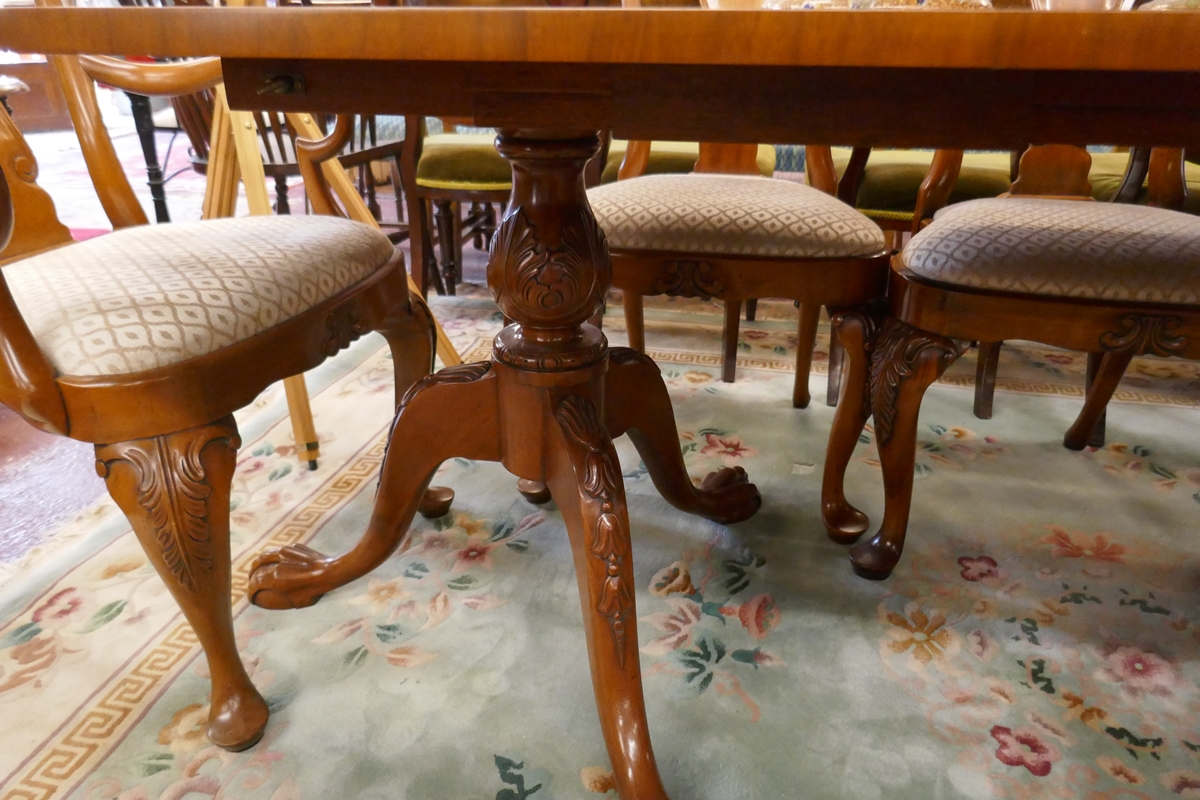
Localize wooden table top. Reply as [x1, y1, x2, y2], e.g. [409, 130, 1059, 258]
[1, 6, 1199, 71]
[2, 6, 1198, 148]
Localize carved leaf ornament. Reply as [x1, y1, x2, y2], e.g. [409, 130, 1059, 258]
[490, 207, 609, 323]
[651, 259, 724, 299]
[1099, 314, 1188, 357]
[870, 318, 958, 446]
[96, 426, 240, 594]
[556, 395, 633, 665]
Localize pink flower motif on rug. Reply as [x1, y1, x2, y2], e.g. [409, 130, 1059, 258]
[957, 556, 999, 582]
[1039, 525, 1126, 563]
[1161, 769, 1200, 795]
[989, 725, 1062, 777]
[451, 533, 496, 574]
[700, 433, 758, 466]
[32, 589, 84, 627]
[640, 597, 702, 656]
[1095, 644, 1178, 698]
[737, 594, 779, 640]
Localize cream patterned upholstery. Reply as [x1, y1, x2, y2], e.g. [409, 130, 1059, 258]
[901, 197, 1200, 304]
[5, 216, 395, 377]
[587, 174, 885, 259]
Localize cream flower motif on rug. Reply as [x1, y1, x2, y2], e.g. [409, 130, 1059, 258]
[881, 602, 962, 675]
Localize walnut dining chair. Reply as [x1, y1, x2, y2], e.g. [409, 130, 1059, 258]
[589, 142, 890, 408]
[0, 54, 451, 751]
[821, 144, 1199, 581]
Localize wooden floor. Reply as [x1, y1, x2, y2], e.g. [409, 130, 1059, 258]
[0, 404, 105, 562]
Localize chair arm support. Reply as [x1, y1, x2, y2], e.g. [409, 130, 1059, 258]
[1147, 147, 1187, 211]
[617, 140, 651, 181]
[0, 276, 68, 435]
[0, 167, 11, 253]
[836, 146, 870, 206]
[804, 145, 837, 196]
[294, 113, 355, 219]
[78, 55, 222, 98]
[912, 149, 963, 234]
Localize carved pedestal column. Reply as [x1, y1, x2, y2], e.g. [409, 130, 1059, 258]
[248, 131, 761, 799]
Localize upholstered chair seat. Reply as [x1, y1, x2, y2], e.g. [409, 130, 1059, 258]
[5, 215, 395, 377]
[901, 197, 1200, 303]
[414, 132, 512, 191]
[600, 140, 776, 184]
[588, 173, 886, 259]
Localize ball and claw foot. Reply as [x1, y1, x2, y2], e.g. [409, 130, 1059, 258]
[695, 466, 761, 525]
[823, 499, 869, 545]
[516, 479, 553, 504]
[248, 543, 334, 610]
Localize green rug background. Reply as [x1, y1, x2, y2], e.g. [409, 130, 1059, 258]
[2, 294, 1199, 800]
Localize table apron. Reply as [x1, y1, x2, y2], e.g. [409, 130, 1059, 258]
[226, 58, 1200, 149]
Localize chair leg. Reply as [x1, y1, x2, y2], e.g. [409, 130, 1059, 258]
[793, 302, 821, 409]
[826, 328, 844, 408]
[722, 300, 741, 383]
[420, 200, 446, 296]
[848, 319, 959, 580]
[95, 416, 269, 751]
[127, 92, 171, 224]
[821, 308, 878, 543]
[1064, 350, 1132, 451]
[273, 174, 290, 216]
[451, 202, 465, 283]
[433, 200, 457, 296]
[364, 163, 382, 222]
[973, 341, 1002, 420]
[1084, 351, 1107, 448]
[744, 298, 758, 322]
[388, 157, 405, 225]
[623, 291, 645, 352]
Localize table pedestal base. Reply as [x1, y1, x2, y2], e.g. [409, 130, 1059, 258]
[249, 347, 759, 797]
[250, 129, 760, 799]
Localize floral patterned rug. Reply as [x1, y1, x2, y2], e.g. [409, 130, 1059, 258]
[2, 293, 1199, 800]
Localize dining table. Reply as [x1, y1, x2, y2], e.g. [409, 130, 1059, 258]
[2, 5, 1200, 798]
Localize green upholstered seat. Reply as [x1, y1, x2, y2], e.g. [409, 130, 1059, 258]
[600, 140, 776, 184]
[1088, 152, 1200, 215]
[829, 147, 1012, 222]
[414, 133, 510, 192]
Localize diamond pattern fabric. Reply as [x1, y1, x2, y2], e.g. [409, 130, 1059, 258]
[587, 174, 885, 259]
[901, 197, 1200, 303]
[5, 216, 395, 377]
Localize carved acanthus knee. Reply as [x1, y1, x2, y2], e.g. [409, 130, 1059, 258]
[870, 318, 960, 446]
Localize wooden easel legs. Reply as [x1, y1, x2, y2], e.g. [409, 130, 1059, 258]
[96, 416, 269, 752]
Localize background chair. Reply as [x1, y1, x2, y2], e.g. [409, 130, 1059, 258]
[1, 53, 448, 751]
[967, 146, 1200, 427]
[589, 142, 889, 409]
[821, 143, 1199, 580]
